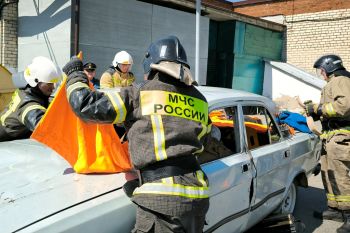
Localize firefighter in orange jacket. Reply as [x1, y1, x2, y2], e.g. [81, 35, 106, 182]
[306, 54, 350, 233]
[63, 36, 210, 233]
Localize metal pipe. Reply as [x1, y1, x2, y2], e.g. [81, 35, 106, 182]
[195, 0, 200, 84]
[70, 0, 80, 57]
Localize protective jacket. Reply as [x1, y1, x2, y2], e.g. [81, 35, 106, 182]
[319, 70, 350, 210]
[100, 66, 135, 88]
[319, 71, 350, 138]
[66, 70, 210, 216]
[0, 85, 48, 141]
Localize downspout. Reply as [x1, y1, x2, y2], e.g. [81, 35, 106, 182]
[0, 0, 18, 65]
[195, 0, 200, 84]
[70, 0, 79, 57]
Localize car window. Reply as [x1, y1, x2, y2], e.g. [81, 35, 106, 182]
[198, 106, 240, 164]
[242, 105, 281, 150]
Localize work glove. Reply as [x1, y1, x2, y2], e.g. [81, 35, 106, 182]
[62, 56, 84, 77]
[305, 102, 323, 120]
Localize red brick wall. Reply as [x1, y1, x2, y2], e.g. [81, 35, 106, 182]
[232, 0, 350, 17]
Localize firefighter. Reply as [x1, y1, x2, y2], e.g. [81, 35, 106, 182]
[0, 56, 61, 142]
[100, 50, 135, 88]
[306, 54, 350, 233]
[63, 36, 210, 233]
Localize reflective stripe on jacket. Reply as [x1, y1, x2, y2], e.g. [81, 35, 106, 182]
[320, 75, 350, 139]
[0, 86, 48, 141]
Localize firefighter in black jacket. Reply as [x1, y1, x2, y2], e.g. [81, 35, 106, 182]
[63, 36, 211, 233]
[0, 56, 61, 142]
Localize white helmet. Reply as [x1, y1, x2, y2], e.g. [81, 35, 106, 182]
[24, 56, 62, 87]
[112, 51, 133, 67]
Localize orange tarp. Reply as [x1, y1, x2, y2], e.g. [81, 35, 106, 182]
[31, 80, 132, 173]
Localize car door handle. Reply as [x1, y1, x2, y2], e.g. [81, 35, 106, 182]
[284, 150, 291, 158]
[242, 163, 250, 173]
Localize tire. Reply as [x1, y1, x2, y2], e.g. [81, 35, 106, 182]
[276, 182, 297, 214]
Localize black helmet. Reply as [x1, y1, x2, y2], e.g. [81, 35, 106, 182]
[313, 54, 344, 75]
[143, 35, 189, 74]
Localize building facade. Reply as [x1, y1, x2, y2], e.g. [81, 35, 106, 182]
[2, 0, 285, 94]
[231, 0, 350, 73]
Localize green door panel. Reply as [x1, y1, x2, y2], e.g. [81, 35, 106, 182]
[232, 55, 264, 94]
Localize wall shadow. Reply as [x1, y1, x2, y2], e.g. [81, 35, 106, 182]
[18, 0, 70, 37]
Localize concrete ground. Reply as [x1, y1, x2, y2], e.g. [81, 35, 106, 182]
[294, 174, 342, 233]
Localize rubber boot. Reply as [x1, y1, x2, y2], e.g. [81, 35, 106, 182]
[313, 207, 344, 222]
[337, 211, 350, 233]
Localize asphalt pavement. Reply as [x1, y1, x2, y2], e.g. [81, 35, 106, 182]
[294, 174, 342, 233]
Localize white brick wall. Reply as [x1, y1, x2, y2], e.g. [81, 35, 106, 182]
[285, 9, 350, 73]
[0, 3, 18, 68]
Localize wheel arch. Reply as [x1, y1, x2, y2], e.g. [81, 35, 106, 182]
[293, 171, 308, 188]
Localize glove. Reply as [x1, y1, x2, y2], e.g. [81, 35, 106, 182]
[305, 103, 322, 120]
[62, 56, 83, 76]
[303, 100, 313, 106]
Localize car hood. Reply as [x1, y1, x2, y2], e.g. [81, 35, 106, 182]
[0, 139, 128, 233]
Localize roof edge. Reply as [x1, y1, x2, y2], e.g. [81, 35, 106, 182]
[232, 0, 285, 8]
[156, 0, 285, 31]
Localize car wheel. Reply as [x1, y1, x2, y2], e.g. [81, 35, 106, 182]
[280, 182, 297, 214]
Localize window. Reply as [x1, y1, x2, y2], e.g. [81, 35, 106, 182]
[198, 106, 240, 164]
[242, 106, 281, 150]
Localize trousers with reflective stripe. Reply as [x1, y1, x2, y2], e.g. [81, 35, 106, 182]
[321, 133, 350, 210]
[132, 170, 209, 216]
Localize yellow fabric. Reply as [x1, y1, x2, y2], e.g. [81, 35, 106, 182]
[31, 80, 132, 174]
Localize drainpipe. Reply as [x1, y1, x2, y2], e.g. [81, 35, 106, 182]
[0, 0, 18, 65]
[70, 0, 79, 57]
[195, 0, 200, 84]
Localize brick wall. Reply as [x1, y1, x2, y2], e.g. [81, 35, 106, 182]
[232, 0, 350, 17]
[0, 3, 18, 68]
[286, 9, 350, 73]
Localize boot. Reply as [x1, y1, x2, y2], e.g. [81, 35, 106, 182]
[313, 207, 344, 222]
[337, 211, 350, 233]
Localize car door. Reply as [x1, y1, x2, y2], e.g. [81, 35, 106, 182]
[241, 105, 291, 229]
[199, 105, 254, 233]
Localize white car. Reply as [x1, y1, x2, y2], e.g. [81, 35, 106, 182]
[0, 86, 321, 233]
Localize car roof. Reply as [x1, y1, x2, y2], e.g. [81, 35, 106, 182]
[197, 86, 276, 113]
[0, 139, 126, 233]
